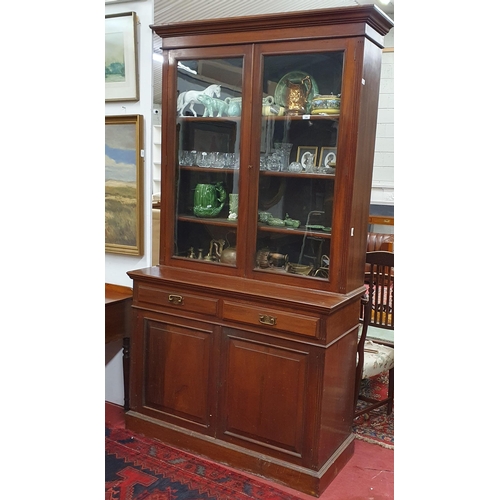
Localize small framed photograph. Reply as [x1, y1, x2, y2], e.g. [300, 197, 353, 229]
[105, 12, 139, 101]
[296, 146, 318, 169]
[319, 147, 337, 168]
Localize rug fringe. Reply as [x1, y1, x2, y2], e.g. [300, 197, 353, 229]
[355, 434, 394, 450]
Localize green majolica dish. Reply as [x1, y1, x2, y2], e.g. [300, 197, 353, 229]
[258, 211, 273, 222]
[284, 214, 300, 228]
[267, 217, 286, 227]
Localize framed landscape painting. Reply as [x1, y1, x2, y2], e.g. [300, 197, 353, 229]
[105, 115, 144, 255]
[105, 12, 139, 101]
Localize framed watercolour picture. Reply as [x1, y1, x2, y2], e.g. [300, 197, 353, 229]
[105, 12, 139, 101]
[105, 115, 144, 255]
[296, 146, 318, 170]
[319, 147, 337, 168]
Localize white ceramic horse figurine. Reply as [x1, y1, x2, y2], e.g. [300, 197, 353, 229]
[177, 84, 221, 117]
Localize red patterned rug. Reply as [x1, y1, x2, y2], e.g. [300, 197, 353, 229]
[105, 427, 302, 499]
[353, 371, 394, 449]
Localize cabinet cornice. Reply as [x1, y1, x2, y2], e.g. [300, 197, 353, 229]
[151, 5, 394, 41]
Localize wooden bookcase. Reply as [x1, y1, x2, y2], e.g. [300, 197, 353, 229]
[127, 6, 393, 496]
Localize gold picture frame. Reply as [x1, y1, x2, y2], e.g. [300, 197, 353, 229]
[105, 115, 144, 255]
[296, 146, 318, 169]
[105, 12, 139, 101]
[319, 147, 337, 168]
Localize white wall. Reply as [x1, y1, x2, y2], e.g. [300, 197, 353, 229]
[372, 27, 394, 206]
[105, 0, 154, 405]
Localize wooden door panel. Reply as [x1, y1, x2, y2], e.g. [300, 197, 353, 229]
[144, 320, 213, 427]
[220, 331, 310, 457]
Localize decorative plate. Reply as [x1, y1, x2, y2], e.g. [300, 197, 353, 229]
[274, 71, 319, 114]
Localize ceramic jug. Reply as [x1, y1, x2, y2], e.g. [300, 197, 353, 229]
[285, 75, 312, 115]
[225, 96, 276, 117]
[225, 97, 242, 117]
[193, 182, 226, 217]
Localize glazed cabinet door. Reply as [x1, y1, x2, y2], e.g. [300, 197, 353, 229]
[162, 46, 253, 273]
[247, 39, 352, 289]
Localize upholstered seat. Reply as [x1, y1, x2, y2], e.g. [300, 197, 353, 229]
[361, 340, 394, 378]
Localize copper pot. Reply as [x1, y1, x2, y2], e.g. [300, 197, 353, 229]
[220, 246, 237, 265]
[268, 252, 288, 268]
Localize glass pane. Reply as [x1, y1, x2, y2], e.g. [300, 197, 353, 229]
[256, 51, 343, 280]
[175, 57, 243, 266]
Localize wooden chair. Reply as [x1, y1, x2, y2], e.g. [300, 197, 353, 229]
[364, 250, 394, 347]
[354, 251, 394, 418]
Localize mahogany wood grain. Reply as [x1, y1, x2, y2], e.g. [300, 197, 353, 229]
[127, 270, 361, 496]
[144, 320, 214, 429]
[105, 283, 133, 410]
[220, 330, 310, 459]
[128, 6, 394, 496]
[105, 284, 133, 343]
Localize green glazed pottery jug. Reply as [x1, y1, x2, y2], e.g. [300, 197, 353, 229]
[193, 182, 226, 217]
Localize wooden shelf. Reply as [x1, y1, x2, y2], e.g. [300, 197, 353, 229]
[259, 170, 335, 179]
[179, 165, 239, 173]
[177, 215, 237, 227]
[258, 223, 331, 238]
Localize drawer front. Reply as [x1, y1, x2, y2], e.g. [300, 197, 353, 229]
[137, 285, 218, 316]
[222, 301, 318, 338]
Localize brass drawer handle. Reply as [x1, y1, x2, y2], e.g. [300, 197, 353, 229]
[259, 314, 277, 326]
[168, 294, 184, 305]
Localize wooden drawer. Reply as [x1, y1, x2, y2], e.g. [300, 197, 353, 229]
[137, 285, 218, 316]
[222, 301, 318, 338]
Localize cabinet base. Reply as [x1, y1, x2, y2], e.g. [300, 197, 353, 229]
[125, 410, 355, 497]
